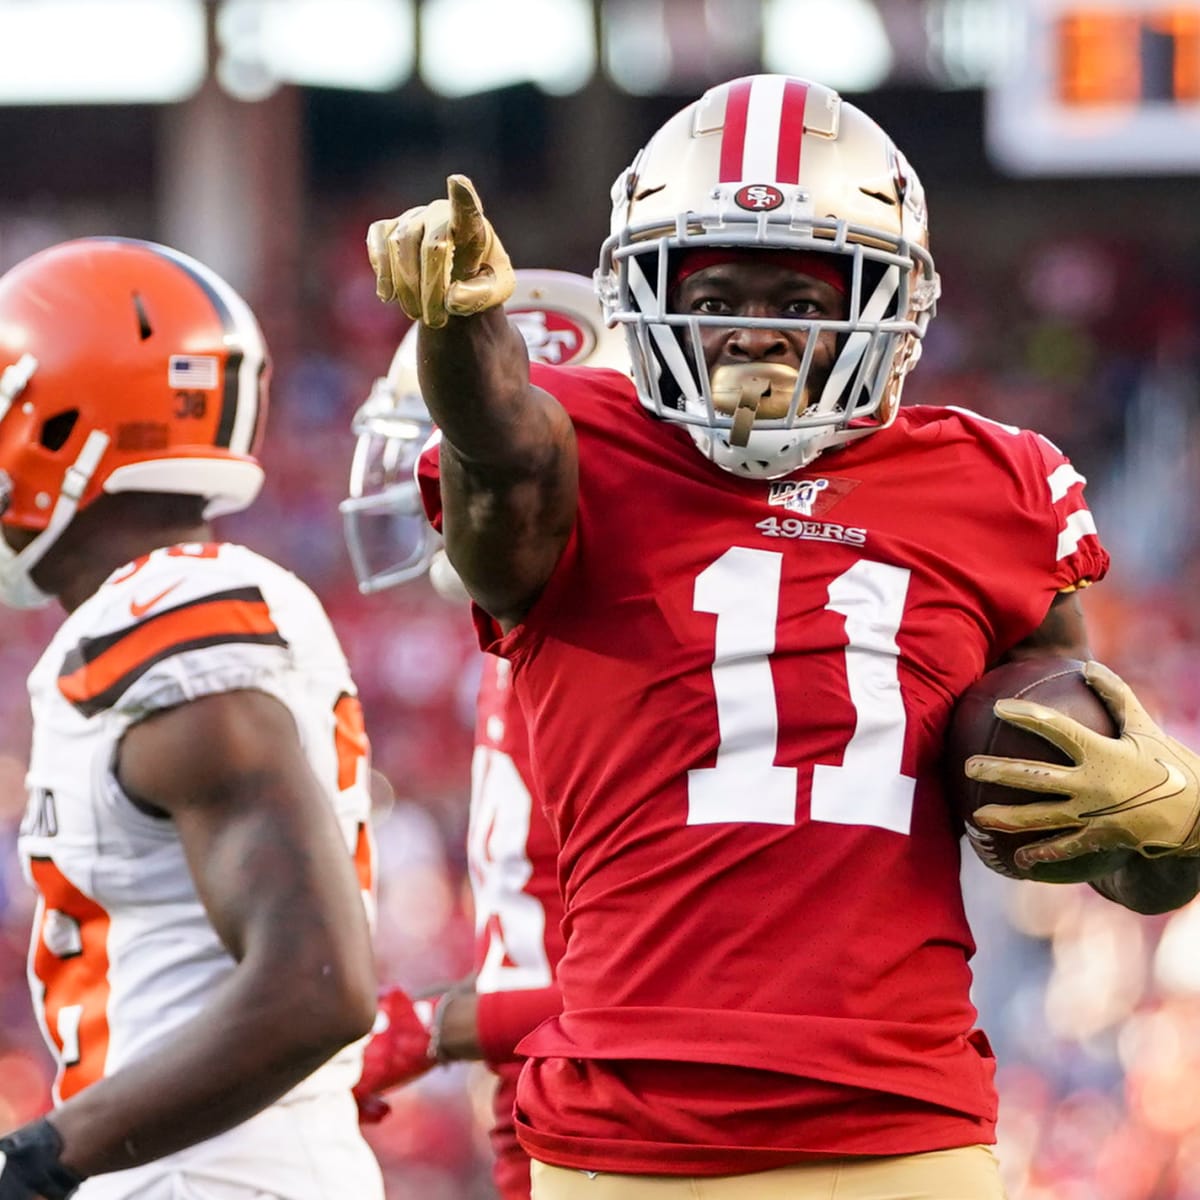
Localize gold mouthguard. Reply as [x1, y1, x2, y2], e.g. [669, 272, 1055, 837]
[709, 364, 801, 448]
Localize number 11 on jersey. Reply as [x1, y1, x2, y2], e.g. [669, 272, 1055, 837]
[688, 547, 916, 834]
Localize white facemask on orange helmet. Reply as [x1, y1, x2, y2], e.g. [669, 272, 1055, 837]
[597, 74, 940, 480]
[0, 238, 269, 608]
[341, 269, 628, 595]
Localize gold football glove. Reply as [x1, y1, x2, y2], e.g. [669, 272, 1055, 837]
[366, 174, 515, 328]
[968, 661, 1200, 865]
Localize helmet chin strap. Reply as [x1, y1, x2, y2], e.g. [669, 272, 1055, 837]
[0, 430, 110, 609]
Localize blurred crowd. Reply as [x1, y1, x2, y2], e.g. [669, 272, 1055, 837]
[1, 204, 1199, 1200]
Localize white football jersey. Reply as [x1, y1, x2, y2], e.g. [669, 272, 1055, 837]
[17, 541, 376, 1109]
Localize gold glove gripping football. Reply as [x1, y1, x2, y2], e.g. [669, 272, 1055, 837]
[366, 175, 515, 328]
[968, 660, 1200, 864]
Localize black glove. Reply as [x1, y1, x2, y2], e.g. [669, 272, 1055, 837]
[0, 1120, 84, 1199]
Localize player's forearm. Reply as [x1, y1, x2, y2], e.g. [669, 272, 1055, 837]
[435, 984, 563, 1063]
[47, 953, 373, 1177]
[415, 306, 578, 626]
[1090, 854, 1200, 914]
[417, 310, 545, 468]
[432, 989, 481, 1060]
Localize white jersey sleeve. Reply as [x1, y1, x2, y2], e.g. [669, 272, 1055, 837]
[57, 542, 299, 723]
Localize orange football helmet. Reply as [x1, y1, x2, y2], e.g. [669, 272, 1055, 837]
[0, 237, 269, 607]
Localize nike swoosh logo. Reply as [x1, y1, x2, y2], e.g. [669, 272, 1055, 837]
[1086, 758, 1190, 817]
[1145, 759, 1191, 805]
[129, 581, 182, 619]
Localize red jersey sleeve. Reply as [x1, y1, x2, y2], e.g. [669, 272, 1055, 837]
[1027, 429, 1109, 591]
[940, 406, 1108, 595]
[477, 984, 563, 1062]
[416, 430, 444, 533]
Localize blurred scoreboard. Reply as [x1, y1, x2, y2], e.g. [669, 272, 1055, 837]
[986, 0, 1200, 174]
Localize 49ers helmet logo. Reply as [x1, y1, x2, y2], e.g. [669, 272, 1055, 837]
[734, 184, 784, 211]
[508, 308, 591, 365]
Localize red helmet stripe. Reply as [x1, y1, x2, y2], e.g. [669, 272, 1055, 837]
[718, 77, 754, 182]
[775, 79, 809, 184]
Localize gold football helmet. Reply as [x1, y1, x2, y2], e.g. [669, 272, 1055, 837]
[597, 75, 940, 479]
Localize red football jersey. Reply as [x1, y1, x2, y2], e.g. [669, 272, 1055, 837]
[469, 652, 566, 1199]
[422, 366, 1109, 1175]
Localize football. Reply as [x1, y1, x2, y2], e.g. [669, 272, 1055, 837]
[944, 657, 1131, 884]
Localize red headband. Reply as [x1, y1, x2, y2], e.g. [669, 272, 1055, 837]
[672, 248, 847, 295]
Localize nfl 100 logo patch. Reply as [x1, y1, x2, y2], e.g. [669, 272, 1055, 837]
[767, 476, 860, 518]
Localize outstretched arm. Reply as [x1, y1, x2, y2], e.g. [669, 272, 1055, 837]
[368, 176, 577, 630]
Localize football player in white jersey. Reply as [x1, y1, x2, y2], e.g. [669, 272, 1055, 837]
[0, 238, 384, 1200]
[342, 271, 627, 1200]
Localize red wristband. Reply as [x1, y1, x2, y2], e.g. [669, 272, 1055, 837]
[475, 984, 562, 1062]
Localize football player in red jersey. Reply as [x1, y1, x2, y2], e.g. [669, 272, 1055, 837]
[366, 76, 1200, 1199]
[342, 270, 628, 1200]
[0, 239, 383, 1200]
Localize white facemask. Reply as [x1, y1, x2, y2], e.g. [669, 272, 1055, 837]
[0, 430, 110, 610]
[0, 534, 54, 609]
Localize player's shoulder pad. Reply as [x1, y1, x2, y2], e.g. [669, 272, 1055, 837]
[934, 406, 1102, 581]
[57, 543, 291, 719]
[933, 403, 1025, 441]
[934, 404, 1078, 490]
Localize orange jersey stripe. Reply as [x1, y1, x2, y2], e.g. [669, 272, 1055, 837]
[58, 589, 285, 715]
[333, 693, 370, 793]
[353, 821, 375, 895]
[29, 857, 113, 1101]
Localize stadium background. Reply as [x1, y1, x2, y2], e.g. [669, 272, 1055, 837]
[2, 2, 1200, 1197]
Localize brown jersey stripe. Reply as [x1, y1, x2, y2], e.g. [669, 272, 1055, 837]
[58, 590, 286, 716]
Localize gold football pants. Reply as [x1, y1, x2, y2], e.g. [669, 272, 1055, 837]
[531, 1145, 1007, 1200]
